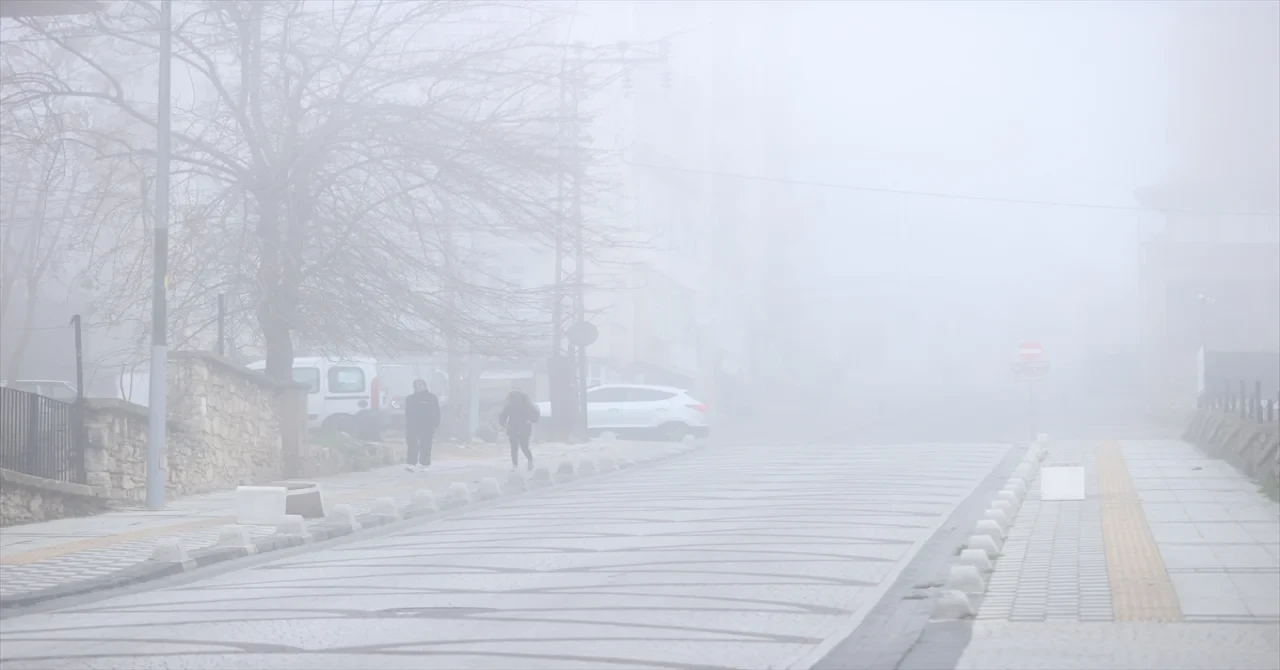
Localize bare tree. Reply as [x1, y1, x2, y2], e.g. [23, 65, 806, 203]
[9, 0, 639, 383]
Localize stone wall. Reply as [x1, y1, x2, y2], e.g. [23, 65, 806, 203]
[82, 351, 307, 503]
[0, 469, 109, 527]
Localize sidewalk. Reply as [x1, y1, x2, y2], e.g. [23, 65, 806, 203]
[0, 439, 680, 604]
[918, 438, 1280, 670]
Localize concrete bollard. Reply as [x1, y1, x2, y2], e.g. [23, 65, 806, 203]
[596, 456, 617, 472]
[554, 460, 577, 483]
[275, 514, 310, 538]
[1007, 478, 1028, 496]
[946, 564, 986, 594]
[974, 519, 1005, 544]
[984, 508, 1012, 534]
[326, 504, 361, 531]
[967, 534, 1002, 558]
[991, 499, 1016, 518]
[577, 459, 598, 477]
[150, 537, 189, 563]
[1037, 448, 1048, 462]
[1014, 463, 1034, 480]
[617, 458, 636, 469]
[932, 589, 975, 619]
[477, 477, 502, 500]
[216, 525, 255, 551]
[505, 472, 528, 493]
[443, 482, 472, 508]
[529, 466, 552, 488]
[958, 548, 994, 572]
[409, 489, 438, 512]
[997, 489, 1022, 507]
[372, 497, 401, 520]
[599, 431, 618, 441]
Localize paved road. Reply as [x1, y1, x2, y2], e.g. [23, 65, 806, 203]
[0, 442, 1010, 669]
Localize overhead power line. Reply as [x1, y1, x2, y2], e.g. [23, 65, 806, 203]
[630, 161, 1279, 218]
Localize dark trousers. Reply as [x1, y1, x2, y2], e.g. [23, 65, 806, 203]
[508, 425, 533, 467]
[406, 425, 433, 466]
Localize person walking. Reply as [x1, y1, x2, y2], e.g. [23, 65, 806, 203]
[404, 379, 440, 472]
[499, 390, 539, 471]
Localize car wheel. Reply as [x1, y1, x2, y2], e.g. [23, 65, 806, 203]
[657, 422, 689, 443]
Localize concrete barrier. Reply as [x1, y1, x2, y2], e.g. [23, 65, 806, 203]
[216, 525, 255, 552]
[946, 564, 986, 594]
[505, 472, 528, 493]
[275, 514, 309, 538]
[442, 482, 472, 508]
[966, 534, 1001, 558]
[325, 503, 360, 531]
[554, 460, 577, 483]
[983, 508, 1011, 535]
[407, 489, 438, 514]
[577, 459, 598, 477]
[477, 478, 502, 500]
[974, 519, 1004, 544]
[372, 497, 401, 520]
[235, 485, 288, 525]
[932, 589, 975, 619]
[958, 548, 994, 572]
[150, 538, 189, 563]
[529, 466, 552, 488]
[1184, 409, 1280, 494]
[597, 456, 617, 472]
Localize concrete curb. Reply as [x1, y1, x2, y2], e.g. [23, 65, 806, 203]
[930, 441, 1043, 620]
[0, 442, 705, 611]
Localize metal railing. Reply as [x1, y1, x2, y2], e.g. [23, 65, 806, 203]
[1200, 380, 1280, 423]
[0, 386, 86, 483]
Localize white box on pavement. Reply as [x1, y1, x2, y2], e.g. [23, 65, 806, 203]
[236, 485, 288, 525]
[1040, 466, 1085, 501]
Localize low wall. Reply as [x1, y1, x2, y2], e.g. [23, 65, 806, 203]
[1184, 409, 1280, 496]
[83, 351, 306, 502]
[0, 468, 109, 527]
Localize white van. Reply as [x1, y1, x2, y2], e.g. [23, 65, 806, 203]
[246, 356, 383, 433]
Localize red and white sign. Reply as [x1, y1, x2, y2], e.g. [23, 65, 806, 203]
[1017, 342, 1043, 361]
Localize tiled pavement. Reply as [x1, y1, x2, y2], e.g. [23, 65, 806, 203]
[0, 439, 680, 603]
[939, 438, 1280, 670]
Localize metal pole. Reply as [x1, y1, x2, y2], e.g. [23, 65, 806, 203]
[569, 66, 588, 440]
[70, 314, 84, 401]
[146, 0, 172, 510]
[216, 294, 225, 357]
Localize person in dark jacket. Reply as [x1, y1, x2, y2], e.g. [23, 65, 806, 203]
[404, 379, 441, 472]
[499, 390, 539, 471]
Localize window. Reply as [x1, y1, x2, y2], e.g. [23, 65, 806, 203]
[627, 388, 677, 402]
[586, 387, 630, 403]
[292, 367, 321, 394]
[327, 366, 365, 393]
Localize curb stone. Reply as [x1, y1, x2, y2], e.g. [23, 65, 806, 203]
[0, 441, 708, 611]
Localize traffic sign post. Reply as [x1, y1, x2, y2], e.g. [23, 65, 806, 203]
[1012, 341, 1048, 440]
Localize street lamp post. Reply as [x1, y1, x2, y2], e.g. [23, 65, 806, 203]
[146, 0, 172, 509]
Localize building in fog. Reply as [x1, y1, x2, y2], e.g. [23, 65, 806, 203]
[1137, 0, 1280, 411]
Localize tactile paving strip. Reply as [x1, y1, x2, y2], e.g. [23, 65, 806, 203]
[1097, 440, 1184, 622]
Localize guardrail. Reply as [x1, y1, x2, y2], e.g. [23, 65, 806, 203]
[0, 386, 86, 483]
[1200, 380, 1280, 423]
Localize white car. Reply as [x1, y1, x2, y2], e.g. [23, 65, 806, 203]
[536, 384, 710, 441]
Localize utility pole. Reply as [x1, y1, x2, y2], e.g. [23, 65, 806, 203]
[146, 0, 172, 510]
[549, 41, 670, 442]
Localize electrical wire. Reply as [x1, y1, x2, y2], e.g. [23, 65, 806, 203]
[629, 161, 1280, 218]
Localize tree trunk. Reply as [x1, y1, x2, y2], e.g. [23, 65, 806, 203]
[255, 190, 295, 382]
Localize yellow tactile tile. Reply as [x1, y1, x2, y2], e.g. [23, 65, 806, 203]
[1097, 440, 1184, 622]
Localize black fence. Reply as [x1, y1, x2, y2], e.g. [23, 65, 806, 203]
[1201, 380, 1280, 424]
[0, 386, 86, 483]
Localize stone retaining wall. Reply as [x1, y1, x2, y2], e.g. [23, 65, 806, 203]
[1, 351, 308, 525]
[84, 351, 305, 502]
[1184, 409, 1280, 496]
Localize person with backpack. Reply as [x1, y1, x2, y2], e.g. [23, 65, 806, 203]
[404, 379, 441, 472]
[499, 390, 539, 471]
